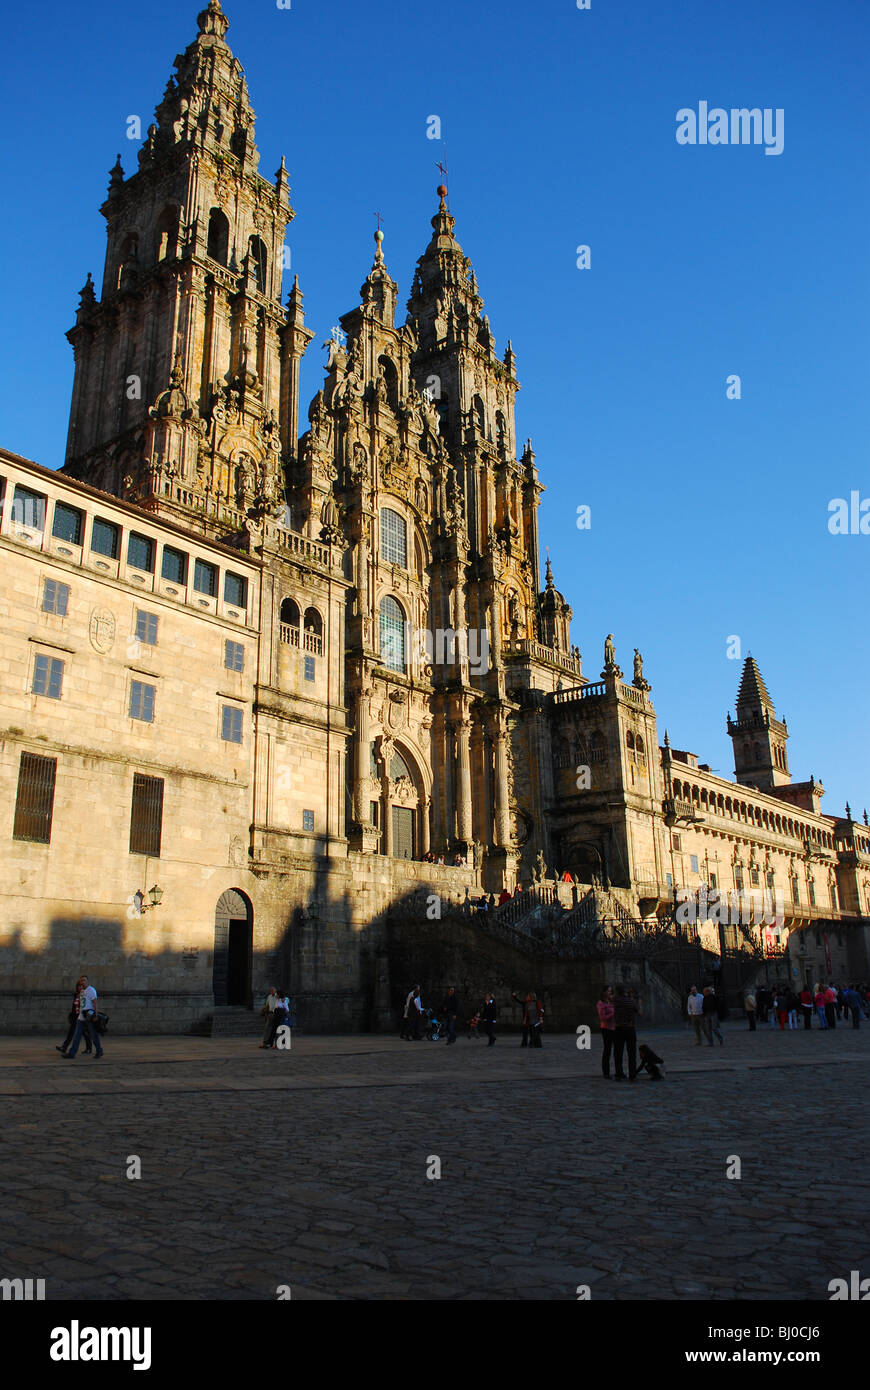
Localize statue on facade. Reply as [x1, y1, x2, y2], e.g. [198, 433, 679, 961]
[604, 634, 616, 668]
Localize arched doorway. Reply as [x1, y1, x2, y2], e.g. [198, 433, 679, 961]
[213, 889, 253, 1006]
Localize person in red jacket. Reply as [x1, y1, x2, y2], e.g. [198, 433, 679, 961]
[511, 990, 544, 1047]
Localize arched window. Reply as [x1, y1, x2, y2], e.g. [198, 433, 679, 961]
[379, 596, 405, 672]
[495, 410, 507, 457]
[303, 607, 323, 655]
[117, 233, 139, 289]
[472, 395, 486, 437]
[157, 207, 178, 261]
[635, 734, 645, 755]
[380, 508, 407, 567]
[390, 749, 412, 782]
[377, 356, 399, 410]
[626, 731, 635, 750]
[208, 208, 230, 265]
[248, 235, 267, 293]
[280, 596, 300, 645]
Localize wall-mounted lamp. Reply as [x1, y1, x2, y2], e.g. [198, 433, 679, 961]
[133, 884, 164, 914]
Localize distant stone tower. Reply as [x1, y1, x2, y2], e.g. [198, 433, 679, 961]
[63, 0, 312, 538]
[727, 655, 791, 789]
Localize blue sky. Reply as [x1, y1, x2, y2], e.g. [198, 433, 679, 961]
[1, 0, 868, 815]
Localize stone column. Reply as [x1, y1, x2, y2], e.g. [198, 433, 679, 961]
[419, 797, 430, 858]
[353, 685, 372, 826]
[493, 715, 511, 848]
[455, 715, 473, 844]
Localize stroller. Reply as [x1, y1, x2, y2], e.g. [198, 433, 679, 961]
[637, 1042, 665, 1080]
[423, 1008, 443, 1041]
[466, 1012, 483, 1040]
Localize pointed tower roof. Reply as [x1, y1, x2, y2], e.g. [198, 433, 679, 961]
[406, 186, 486, 351]
[736, 654, 775, 716]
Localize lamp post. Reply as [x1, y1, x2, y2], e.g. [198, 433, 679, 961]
[133, 885, 164, 915]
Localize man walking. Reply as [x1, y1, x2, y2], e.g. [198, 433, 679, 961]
[686, 985, 704, 1044]
[702, 986, 724, 1046]
[844, 984, 862, 1029]
[612, 984, 640, 1080]
[482, 992, 497, 1046]
[62, 976, 103, 1060]
[443, 986, 459, 1045]
[744, 989, 757, 1031]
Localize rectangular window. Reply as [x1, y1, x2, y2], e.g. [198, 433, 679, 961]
[809, 881, 816, 906]
[194, 559, 217, 597]
[221, 705, 243, 744]
[129, 680, 156, 723]
[750, 867, 760, 886]
[32, 654, 64, 699]
[134, 610, 158, 645]
[41, 579, 70, 617]
[370, 800, 379, 828]
[224, 572, 247, 608]
[52, 501, 84, 545]
[13, 752, 57, 843]
[690, 854, 699, 874]
[665, 873, 673, 888]
[672, 833, 681, 851]
[91, 517, 120, 559]
[302, 810, 314, 832]
[129, 773, 163, 856]
[709, 873, 717, 890]
[304, 655, 315, 682]
[161, 546, 188, 585]
[792, 880, 800, 904]
[225, 640, 244, 673]
[128, 532, 154, 573]
[735, 869, 744, 889]
[12, 485, 46, 531]
[380, 508, 407, 567]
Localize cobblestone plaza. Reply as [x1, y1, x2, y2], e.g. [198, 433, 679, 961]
[3, 1023, 868, 1302]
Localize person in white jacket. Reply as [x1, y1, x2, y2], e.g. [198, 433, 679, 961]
[686, 985, 705, 1045]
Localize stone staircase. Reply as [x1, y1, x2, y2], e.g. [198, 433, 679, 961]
[205, 1005, 263, 1038]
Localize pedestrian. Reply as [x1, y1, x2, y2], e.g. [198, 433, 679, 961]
[702, 987, 724, 1046]
[756, 985, 769, 1025]
[400, 985, 415, 1040]
[482, 992, 497, 1046]
[814, 984, 828, 1029]
[612, 984, 640, 1080]
[799, 985, 814, 1030]
[824, 985, 837, 1031]
[511, 989, 543, 1047]
[56, 975, 93, 1056]
[775, 987, 789, 1031]
[787, 989, 799, 1030]
[744, 989, 757, 1032]
[443, 986, 459, 1045]
[686, 985, 705, 1045]
[597, 985, 615, 1077]
[843, 984, 862, 1029]
[259, 985, 280, 1048]
[409, 985, 424, 1039]
[62, 976, 103, 1060]
[271, 990, 290, 1046]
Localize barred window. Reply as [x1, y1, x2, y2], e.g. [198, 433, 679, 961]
[91, 517, 119, 559]
[12, 485, 46, 531]
[13, 752, 57, 843]
[222, 706, 243, 744]
[225, 640, 245, 672]
[42, 579, 70, 616]
[380, 508, 407, 567]
[379, 596, 405, 672]
[32, 654, 64, 699]
[52, 502, 83, 545]
[304, 655, 315, 682]
[135, 611, 158, 645]
[128, 532, 154, 573]
[224, 572, 247, 608]
[129, 680, 156, 723]
[129, 773, 163, 856]
[194, 559, 217, 597]
[302, 810, 314, 832]
[161, 546, 187, 584]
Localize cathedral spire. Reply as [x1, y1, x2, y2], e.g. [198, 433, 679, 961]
[727, 654, 790, 790]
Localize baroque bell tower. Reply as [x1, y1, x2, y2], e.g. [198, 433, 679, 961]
[64, 0, 312, 539]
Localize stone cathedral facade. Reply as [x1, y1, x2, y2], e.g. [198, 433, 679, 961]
[1, 2, 867, 1032]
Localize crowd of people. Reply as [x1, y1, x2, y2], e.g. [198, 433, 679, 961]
[743, 982, 868, 1030]
[398, 984, 542, 1048]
